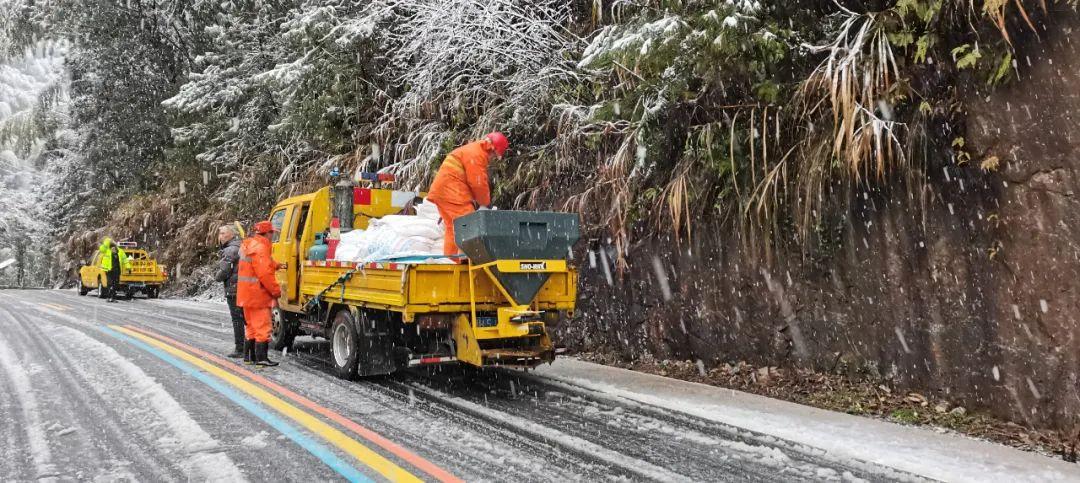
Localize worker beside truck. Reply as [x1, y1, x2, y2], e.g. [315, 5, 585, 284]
[99, 237, 132, 303]
[215, 224, 246, 359]
[237, 220, 283, 367]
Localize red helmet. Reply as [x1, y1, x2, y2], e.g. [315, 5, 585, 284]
[486, 132, 509, 157]
[253, 221, 277, 235]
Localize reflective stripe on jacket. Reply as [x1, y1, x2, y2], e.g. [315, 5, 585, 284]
[236, 235, 281, 308]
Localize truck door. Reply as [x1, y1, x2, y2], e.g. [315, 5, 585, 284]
[269, 207, 289, 303]
[87, 253, 102, 287]
[286, 203, 309, 304]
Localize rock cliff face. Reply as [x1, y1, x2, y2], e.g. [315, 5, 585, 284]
[562, 11, 1080, 430]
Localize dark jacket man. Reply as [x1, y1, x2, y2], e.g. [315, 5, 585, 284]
[215, 224, 245, 358]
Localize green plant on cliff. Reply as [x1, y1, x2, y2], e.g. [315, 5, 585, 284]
[535, 0, 1064, 267]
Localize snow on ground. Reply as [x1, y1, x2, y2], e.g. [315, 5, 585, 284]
[0, 331, 57, 479]
[41, 317, 247, 482]
[532, 358, 1080, 483]
[408, 382, 692, 481]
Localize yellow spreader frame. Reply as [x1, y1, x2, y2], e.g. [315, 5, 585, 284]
[451, 259, 566, 367]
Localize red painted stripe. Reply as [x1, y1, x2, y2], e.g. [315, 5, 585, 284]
[122, 325, 462, 483]
[417, 356, 455, 364]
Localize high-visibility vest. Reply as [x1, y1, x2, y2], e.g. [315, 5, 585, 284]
[98, 241, 131, 272]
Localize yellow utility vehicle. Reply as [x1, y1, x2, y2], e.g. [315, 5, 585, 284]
[267, 177, 579, 379]
[78, 243, 168, 299]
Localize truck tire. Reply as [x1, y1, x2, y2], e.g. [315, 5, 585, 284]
[77, 279, 89, 296]
[146, 287, 159, 299]
[330, 309, 360, 380]
[270, 307, 297, 351]
[97, 277, 107, 299]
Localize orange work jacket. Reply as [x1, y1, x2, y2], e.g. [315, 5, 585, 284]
[427, 140, 492, 209]
[237, 235, 281, 308]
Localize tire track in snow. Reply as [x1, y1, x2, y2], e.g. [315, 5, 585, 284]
[1, 300, 246, 481]
[0, 302, 171, 480]
[0, 359, 30, 479]
[394, 379, 692, 482]
[279, 349, 618, 481]
[0, 322, 57, 480]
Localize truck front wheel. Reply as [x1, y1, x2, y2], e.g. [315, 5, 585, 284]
[330, 309, 359, 380]
[97, 277, 107, 299]
[270, 307, 297, 351]
[78, 279, 89, 296]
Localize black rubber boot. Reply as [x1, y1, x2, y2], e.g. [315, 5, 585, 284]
[255, 342, 278, 367]
[243, 339, 255, 365]
[227, 346, 243, 359]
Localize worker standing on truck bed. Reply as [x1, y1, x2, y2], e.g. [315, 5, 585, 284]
[237, 221, 282, 367]
[214, 224, 245, 358]
[426, 132, 508, 256]
[98, 237, 131, 303]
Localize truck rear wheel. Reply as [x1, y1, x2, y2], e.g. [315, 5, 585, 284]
[270, 307, 297, 351]
[77, 279, 89, 296]
[97, 277, 107, 299]
[146, 287, 159, 299]
[330, 309, 359, 380]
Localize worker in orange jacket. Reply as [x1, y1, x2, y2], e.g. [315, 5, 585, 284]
[237, 220, 282, 367]
[427, 132, 509, 256]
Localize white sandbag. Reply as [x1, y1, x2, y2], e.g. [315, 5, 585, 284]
[330, 211, 448, 263]
[415, 199, 440, 221]
[370, 215, 443, 240]
[332, 229, 369, 261]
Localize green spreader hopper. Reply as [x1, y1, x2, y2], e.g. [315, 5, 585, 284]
[454, 210, 580, 305]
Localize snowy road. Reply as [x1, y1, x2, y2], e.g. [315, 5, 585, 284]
[0, 290, 1074, 482]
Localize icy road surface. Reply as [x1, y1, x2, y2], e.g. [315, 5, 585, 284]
[0, 290, 1075, 482]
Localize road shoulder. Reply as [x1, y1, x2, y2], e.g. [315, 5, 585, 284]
[532, 358, 1080, 483]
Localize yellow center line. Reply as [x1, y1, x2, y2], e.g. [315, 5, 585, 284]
[109, 325, 421, 483]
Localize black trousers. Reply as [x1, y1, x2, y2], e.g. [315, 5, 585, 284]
[106, 270, 121, 300]
[226, 294, 245, 351]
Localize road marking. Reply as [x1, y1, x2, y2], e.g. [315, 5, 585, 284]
[99, 326, 373, 483]
[109, 325, 421, 483]
[123, 325, 462, 483]
[40, 303, 70, 311]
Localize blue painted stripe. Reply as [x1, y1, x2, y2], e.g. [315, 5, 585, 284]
[99, 326, 373, 483]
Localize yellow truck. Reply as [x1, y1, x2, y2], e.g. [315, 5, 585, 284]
[267, 179, 579, 379]
[78, 244, 168, 299]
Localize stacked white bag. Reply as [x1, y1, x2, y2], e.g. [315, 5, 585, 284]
[332, 200, 448, 263]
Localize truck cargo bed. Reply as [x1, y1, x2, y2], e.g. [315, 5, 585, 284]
[299, 260, 576, 317]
